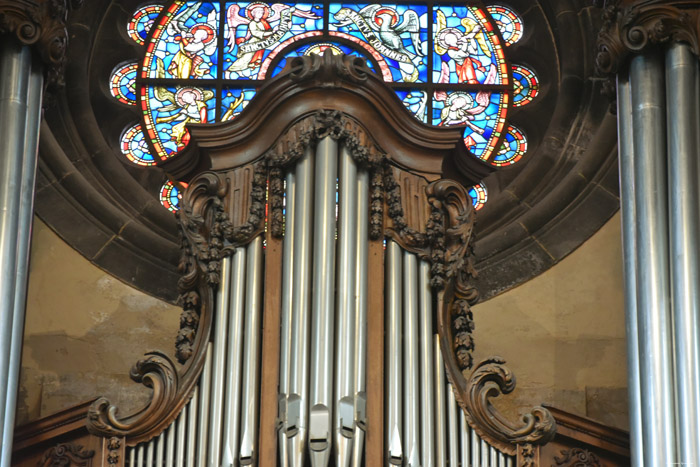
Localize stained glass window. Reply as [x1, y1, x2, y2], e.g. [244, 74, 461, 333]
[468, 183, 487, 210]
[485, 5, 523, 46]
[491, 124, 526, 167]
[160, 180, 187, 211]
[120, 124, 156, 166]
[119, 1, 533, 211]
[128, 4, 164, 45]
[512, 65, 538, 107]
[109, 63, 138, 105]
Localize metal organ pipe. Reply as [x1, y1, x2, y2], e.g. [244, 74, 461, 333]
[288, 146, 315, 467]
[419, 261, 435, 467]
[279, 170, 297, 467]
[434, 336, 447, 467]
[187, 389, 198, 466]
[239, 236, 264, 464]
[222, 247, 246, 467]
[403, 252, 420, 466]
[196, 344, 213, 467]
[335, 145, 357, 467]
[386, 240, 403, 464]
[351, 168, 369, 467]
[447, 383, 459, 467]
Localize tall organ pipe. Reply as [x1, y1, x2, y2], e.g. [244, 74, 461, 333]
[403, 252, 420, 466]
[335, 145, 358, 467]
[309, 136, 338, 466]
[187, 389, 198, 466]
[240, 236, 264, 464]
[386, 241, 403, 464]
[419, 261, 435, 467]
[196, 344, 213, 467]
[279, 170, 297, 467]
[176, 409, 186, 467]
[434, 336, 447, 467]
[288, 146, 315, 467]
[351, 168, 369, 467]
[447, 383, 459, 467]
[222, 248, 247, 466]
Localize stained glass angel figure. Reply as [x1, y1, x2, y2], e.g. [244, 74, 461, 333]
[434, 10, 492, 84]
[166, 3, 218, 79]
[153, 85, 214, 148]
[334, 4, 424, 82]
[226, 2, 320, 78]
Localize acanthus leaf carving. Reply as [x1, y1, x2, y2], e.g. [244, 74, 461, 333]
[40, 442, 94, 467]
[287, 48, 370, 86]
[0, 0, 82, 89]
[595, 0, 700, 107]
[554, 447, 602, 466]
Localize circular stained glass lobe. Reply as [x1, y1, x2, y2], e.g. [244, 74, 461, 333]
[110, 63, 138, 105]
[120, 124, 156, 166]
[492, 125, 527, 167]
[512, 65, 539, 107]
[486, 5, 523, 46]
[468, 183, 488, 211]
[160, 180, 185, 212]
[128, 4, 163, 45]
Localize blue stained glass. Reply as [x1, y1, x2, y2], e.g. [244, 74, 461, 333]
[433, 90, 505, 159]
[223, 2, 325, 79]
[395, 89, 427, 122]
[221, 87, 258, 121]
[146, 85, 216, 155]
[432, 5, 506, 85]
[468, 183, 487, 210]
[269, 41, 377, 78]
[329, 3, 428, 83]
[148, 2, 220, 79]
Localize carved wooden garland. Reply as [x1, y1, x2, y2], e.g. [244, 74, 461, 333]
[428, 180, 556, 455]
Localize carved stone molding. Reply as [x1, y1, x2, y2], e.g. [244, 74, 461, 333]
[554, 447, 602, 466]
[0, 0, 81, 88]
[39, 442, 94, 467]
[596, 0, 700, 77]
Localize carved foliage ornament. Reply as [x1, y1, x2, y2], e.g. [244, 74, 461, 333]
[427, 180, 555, 455]
[596, 0, 700, 77]
[0, 0, 82, 87]
[40, 443, 94, 467]
[554, 447, 603, 466]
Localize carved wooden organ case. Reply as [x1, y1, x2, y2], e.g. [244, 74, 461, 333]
[85, 52, 557, 466]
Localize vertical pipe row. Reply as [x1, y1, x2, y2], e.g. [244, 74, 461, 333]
[666, 42, 700, 467]
[419, 261, 435, 467]
[309, 136, 338, 466]
[351, 168, 369, 467]
[403, 252, 420, 466]
[279, 171, 296, 467]
[386, 240, 403, 464]
[616, 71, 644, 467]
[629, 52, 676, 466]
[222, 247, 247, 466]
[434, 336, 447, 467]
[335, 145, 357, 467]
[239, 236, 264, 464]
[288, 146, 315, 467]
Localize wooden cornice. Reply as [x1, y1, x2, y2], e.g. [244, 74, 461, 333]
[545, 405, 630, 458]
[162, 50, 495, 186]
[13, 399, 95, 452]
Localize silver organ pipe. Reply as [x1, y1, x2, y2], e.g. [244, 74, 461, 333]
[386, 240, 404, 464]
[447, 382, 459, 466]
[146, 441, 154, 466]
[288, 145, 315, 467]
[186, 388, 198, 467]
[196, 344, 212, 467]
[175, 407, 186, 467]
[460, 411, 470, 467]
[419, 261, 435, 467]
[239, 236, 264, 464]
[403, 251, 420, 466]
[434, 336, 447, 467]
[156, 430, 164, 467]
[166, 418, 175, 466]
[207, 256, 232, 467]
[222, 248, 247, 467]
[335, 145, 357, 467]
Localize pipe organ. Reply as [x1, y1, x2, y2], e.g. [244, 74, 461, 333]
[12, 53, 629, 466]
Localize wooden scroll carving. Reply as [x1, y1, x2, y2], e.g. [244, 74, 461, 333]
[86, 169, 265, 444]
[428, 179, 556, 456]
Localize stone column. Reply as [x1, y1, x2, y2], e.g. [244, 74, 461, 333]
[597, 2, 700, 466]
[0, 1, 78, 464]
